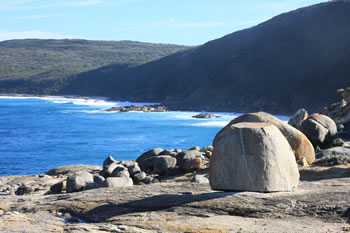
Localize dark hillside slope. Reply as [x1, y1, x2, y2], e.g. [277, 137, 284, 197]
[0, 39, 188, 94]
[64, 1, 350, 114]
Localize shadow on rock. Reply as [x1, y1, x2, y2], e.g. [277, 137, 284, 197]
[78, 191, 236, 222]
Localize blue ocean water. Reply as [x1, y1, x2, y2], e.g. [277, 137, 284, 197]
[0, 96, 241, 176]
[0, 96, 290, 176]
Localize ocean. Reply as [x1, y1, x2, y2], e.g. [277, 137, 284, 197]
[0, 96, 236, 176]
[0, 96, 290, 176]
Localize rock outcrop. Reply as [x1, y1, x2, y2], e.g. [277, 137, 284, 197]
[103, 105, 168, 113]
[192, 113, 221, 118]
[210, 122, 299, 192]
[322, 87, 350, 124]
[224, 112, 315, 165]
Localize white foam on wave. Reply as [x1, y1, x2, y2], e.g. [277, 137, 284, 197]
[114, 136, 145, 142]
[189, 121, 230, 128]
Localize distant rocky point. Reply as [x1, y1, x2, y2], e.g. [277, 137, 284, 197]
[103, 104, 168, 112]
[192, 113, 221, 119]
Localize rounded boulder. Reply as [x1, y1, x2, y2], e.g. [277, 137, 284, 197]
[210, 122, 299, 192]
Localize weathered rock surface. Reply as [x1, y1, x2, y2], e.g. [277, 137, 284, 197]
[288, 108, 308, 129]
[300, 114, 338, 148]
[226, 112, 315, 165]
[210, 122, 299, 192]
[314, 147, 350, 166]
[46, 165, 102, 176]
[1, 166, 350, 233]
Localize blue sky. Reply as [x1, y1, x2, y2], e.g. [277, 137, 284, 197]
[0, 0, 325, 45]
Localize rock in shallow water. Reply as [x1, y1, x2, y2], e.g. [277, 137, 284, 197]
[210, 122, 300, 192]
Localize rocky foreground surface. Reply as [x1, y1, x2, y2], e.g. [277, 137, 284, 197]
[0, 164, 350, 233]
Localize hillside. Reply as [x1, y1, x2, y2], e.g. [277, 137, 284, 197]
[0, 39, 188, 94]
[62, 1, 350, 114]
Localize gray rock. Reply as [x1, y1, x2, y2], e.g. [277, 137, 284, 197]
[15, 185, 33, 195]
[50, 181, 67, 193]
[225, 112, 315, 165]
[176, 150, 203, 172]
[191, 175, 209, 184]
[288, 108, 308, 129]
[103, 177, 133, 188]
[152, 156, 177, 175]
[210, 122, 299, 192]
[66, 172, 94, 193]
[120, 160, 138, 168]
[188, 146, 200, 151]
[128, 165, 142, 176]
[111, 170, 130, 178]
[136, 148, 164, 171]
[133, 171, 147, 183]
[300, 114, 337, 147]
[103, 155, 117, 169]
[105, 163, 120, 177]
[143, 176, 153, 184]
[192, 113, 220, 118]
[136, 148, 164, 163]
[93, 175, 105, 185]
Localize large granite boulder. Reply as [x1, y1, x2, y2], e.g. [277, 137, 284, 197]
[225, 112, 315, 165]
[210, 122, 299, 192]
[299, 114, 337, 148]
[288, 108, 308, 129]
[66, 172, 94, 193]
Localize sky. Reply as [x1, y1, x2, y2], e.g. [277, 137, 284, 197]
[0, 0, 326, 45]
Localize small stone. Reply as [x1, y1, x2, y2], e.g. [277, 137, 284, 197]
[133, 171, 147, 183]
[15, 185, 33, 195]
[103, 177, 133, 188]
[191, 175, 209, 184]
[50, 181, 67, 193]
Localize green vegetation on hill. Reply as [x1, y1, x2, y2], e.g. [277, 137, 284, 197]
[0, 39, 188, 94]
[62, 1, 350, 114]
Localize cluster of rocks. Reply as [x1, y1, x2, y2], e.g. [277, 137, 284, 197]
[209, 112, 309, 192]
[322, 87, 350, 123]
[321, 88, 350, 141]
[192, 113, 221, 118]
[209, 105, 350, 192]
[49, 146, 212, 194]
[103, 105, 168, 113]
